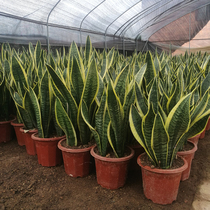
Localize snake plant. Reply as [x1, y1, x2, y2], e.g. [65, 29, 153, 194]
[46, 37, 99, 146]
[0, 64, 14, 121]
[129, 76, 210, 169]
[82, 63, 135, 158]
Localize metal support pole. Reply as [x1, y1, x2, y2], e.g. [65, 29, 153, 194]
[189, 12, 191, 54]
[123, 37, 125, 56]
[142, 40, 148, 52]
[47, 0, 61, 54]
[80, 0, 105, 47]
[136, 38, 138, 53]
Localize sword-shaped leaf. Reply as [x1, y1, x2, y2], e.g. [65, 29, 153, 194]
[11, 56, 28, 96]
[152, 113, 169, 168]
[28, 87, 44, 138]
[148, 77, 158, 114]
[107, 82, 124, 157]
[201, 72, 210, 97]
[70, 58, 84, 105]
[144, 51, 156, 85]
[114, 64, 129, 105]
[55, 98, 77, 146]
[46, 64, 78, 127]
[40, 71, 51, 138]
[165, 93, 191, 166]
[85, 36, 92, 66]
[135, 82, 148, 117]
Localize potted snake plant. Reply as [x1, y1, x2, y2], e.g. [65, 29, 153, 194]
[129, 75, 210, 204]
[0, 64, 15, 143]
[82, 64, 135, 189]
[46, 37, 99, 177]
[9, 51, 38, 155]
[29, 70, 64, 167]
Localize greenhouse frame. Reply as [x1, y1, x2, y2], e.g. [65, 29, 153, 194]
[1, 0, 210, 54]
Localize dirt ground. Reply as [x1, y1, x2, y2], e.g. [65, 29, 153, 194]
[1, 129, 210, 210]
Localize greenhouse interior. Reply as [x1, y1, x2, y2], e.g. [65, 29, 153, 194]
[1, 0, 210, 54]
[1, 0, 210, 209]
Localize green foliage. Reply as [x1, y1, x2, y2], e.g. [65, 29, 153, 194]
[2, 39, 210, 161]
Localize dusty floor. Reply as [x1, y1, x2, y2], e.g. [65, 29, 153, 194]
[0, 129, 210, 210]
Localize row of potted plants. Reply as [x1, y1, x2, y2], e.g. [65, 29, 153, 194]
[0, 38, 210, 205]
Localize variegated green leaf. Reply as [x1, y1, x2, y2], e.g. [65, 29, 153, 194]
[28, 87, 44, 138]
[151, 113, 169, 168]
[55, 98, 77, 146]
[107, 82, 124, 157]
[70, 58, 84, 105]
[144, 51, 156, 85]
[40, 71, 51, 138]
[165, 93, 191, 165]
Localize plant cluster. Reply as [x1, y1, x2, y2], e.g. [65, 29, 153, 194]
[1, 38, 210, 167]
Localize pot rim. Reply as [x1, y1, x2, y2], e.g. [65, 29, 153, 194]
[137, 153, 188, 174]
[188, 133, 200, 140]
[58, 138, 94, 153]
[0, 117, 16, 125]
[31, 133, 66, 142]
[90, 145, 134, 163]
[177, 140, 197, 155]
[11, 121, 24, 127]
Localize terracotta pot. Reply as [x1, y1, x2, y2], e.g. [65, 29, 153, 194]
[58, 139, 93, 177]
[129, 144, 145, 171]
[32, 133, 65, 167]
[11, 121, 24, 146]
[20, 127, 38, 155]
[91, 145, 134, 190]
[177, 141, 197, 181]
[187, 134, 200, 146]
[137, 153, 188, 205]
[199, 129, 205, 139]
[205, 117, 210, 131]
[0, 118, 15, 143]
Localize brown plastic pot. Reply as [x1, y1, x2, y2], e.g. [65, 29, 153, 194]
[199, 129, 205, 139]
[11, 121, 24, 146]
[20, 127, 37, 155]
[205, 117, 210, 131]
[0, 118, 15, 143]
[129, 144, 145, 171]
[177, 141, 197, 181]
[58, 138, 93, 178]
[32, 133, 65, 167]
[137, 153, 188, 205]
[91, 145, 134, 190]
[187, 134, 200, 146]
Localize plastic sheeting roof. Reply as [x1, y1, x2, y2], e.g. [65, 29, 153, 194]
[0, 0, 210, 51]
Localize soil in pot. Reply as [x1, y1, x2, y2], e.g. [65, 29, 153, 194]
[0, 118, 15, 143]
[32, 133, 65, 167]
[91, 145, 134, 190]
[177, 141, 197, 181]
[58, 139, 94, 178]
[11, 121, 24, 146]
[137, 153, 188, 205]
[20, 127, 38, 155]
